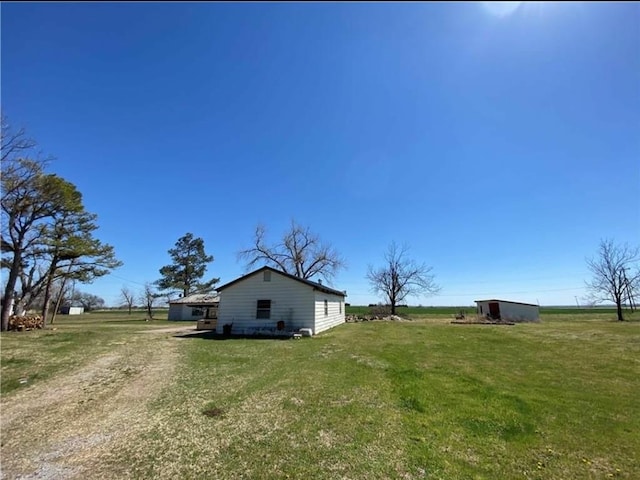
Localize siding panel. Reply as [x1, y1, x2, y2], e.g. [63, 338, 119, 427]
[476, 300, 539, 322]
[217, 271, 315, 334]
[313, 291, 345, 334]
[499, 302, 539, 322]
[168, 304, 205, 321]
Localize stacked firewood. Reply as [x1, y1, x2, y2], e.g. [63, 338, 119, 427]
[8, 315, 44, 331]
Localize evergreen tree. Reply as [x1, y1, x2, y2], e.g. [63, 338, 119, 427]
[156, 233, 218, 297]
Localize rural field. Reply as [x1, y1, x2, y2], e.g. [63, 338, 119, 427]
[1, 308, 638, 479]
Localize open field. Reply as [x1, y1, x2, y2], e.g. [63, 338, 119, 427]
[1, 310, 638, 479]
[345, 305, 621, 317]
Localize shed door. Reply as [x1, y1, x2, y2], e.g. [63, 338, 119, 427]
[488, 302, 500, 319]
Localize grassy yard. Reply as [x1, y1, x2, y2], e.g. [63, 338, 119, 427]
[0, 310, 174, 395]
[1, 310, 638, 479]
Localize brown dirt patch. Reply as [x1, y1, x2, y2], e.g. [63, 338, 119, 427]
[0, 335, 180, 480]
[137, 325, 196, 334]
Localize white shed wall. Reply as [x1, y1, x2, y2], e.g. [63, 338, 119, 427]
[499, 302, 539, 322]
[217, 271, 316, 334]
[313, 291, 345, 334]
[168, 304, 206, 321]
[476, 301, 539, 322]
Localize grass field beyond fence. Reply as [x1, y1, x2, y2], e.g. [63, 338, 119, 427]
[345, 305, 621, 317]
[1, 310, 638, 479]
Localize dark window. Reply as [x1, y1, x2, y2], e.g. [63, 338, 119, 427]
[256, 300, 271, 319]
[192, 308, 204, 316]
[324, 299, 328, 316]
[339, 302, 342, 314]
[263, 270, 271, 282]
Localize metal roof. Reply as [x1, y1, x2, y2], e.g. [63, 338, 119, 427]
[474, 299, 539, 307]
[169, 293, 220, 305]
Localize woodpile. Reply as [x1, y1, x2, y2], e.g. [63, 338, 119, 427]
[8, 315, 44, 331]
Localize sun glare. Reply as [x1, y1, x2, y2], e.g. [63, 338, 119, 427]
[481, 1, 522, 18]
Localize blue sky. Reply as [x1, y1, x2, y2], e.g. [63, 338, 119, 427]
[2, 2, 639, 307]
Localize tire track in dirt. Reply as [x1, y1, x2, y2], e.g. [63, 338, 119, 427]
[1, 331, 182, 480]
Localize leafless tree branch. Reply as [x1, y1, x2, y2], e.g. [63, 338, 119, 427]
[120, 286, 136, 315]
[585, 239, 639, 321]
[367, 241, 440, 315]
[237, 220, 345, 283]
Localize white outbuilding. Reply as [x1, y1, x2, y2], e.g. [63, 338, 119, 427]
[168, 293, 219, 321]
[475, 299, 540, 322]
[58, 306, 84, 315]
[215, 266, 347, 336]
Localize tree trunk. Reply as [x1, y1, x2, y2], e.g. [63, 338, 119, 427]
[51, 275, 71, 325]
[51, 262, 75, 325]
[617, 301, 624, 321]
[40, 264, 58, 326]
[128, 305, 132, 315]
[1, 251, 22, 331]
[41, 297, 51, 327]
[50, 283, 67, 326]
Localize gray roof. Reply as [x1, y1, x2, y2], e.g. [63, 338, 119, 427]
[169, 293, 220, 306]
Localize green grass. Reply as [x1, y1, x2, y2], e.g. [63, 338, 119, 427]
[346, 305, 623, 317]
[0, 310, 176, 395]
[109, 313, 639, 479]
[539, 307, 619, 315]
[2, 311, 639, 479]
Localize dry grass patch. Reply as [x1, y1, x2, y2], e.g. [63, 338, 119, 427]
[1, 332, 180, 480]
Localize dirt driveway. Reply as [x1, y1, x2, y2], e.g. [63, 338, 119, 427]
[1, 329, 183, 480]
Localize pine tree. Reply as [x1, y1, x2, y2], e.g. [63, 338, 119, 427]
[156, 233, 218, 297]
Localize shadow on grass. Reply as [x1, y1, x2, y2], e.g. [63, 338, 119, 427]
[103, 319, 158, 324]
[173, 330, 294, 341]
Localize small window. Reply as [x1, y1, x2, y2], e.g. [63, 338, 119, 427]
[324, 299, 328, 316]
[339, 302, 342, 314]
[263, 270, 271, 282]
[192, 308, 204, 316]
[256, 299, 271, 319]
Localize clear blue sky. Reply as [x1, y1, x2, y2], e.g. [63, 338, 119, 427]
[2, 2, 639, 307]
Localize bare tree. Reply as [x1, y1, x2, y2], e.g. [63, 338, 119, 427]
[1, 159, 66, 330]
[238, 220, 345, 283]
[586, 239, 639, 321]
[139, 283, 159, 320]
[1, 115, 38, 164]
[366, 242, 440, 315]
[1, 118, 120, 330]
[1, 117, 44, 330]
[69, 291, 105, 312]
[120, 286, 136, 314]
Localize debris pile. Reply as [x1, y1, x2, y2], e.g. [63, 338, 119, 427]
[346, 314, 407, 323]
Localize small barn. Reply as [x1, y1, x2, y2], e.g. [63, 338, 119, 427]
[168, 293, 219, 321]
[215, 266, 347, 336]
[59, 306, 84, 315]
[475, 299, 539, 322]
